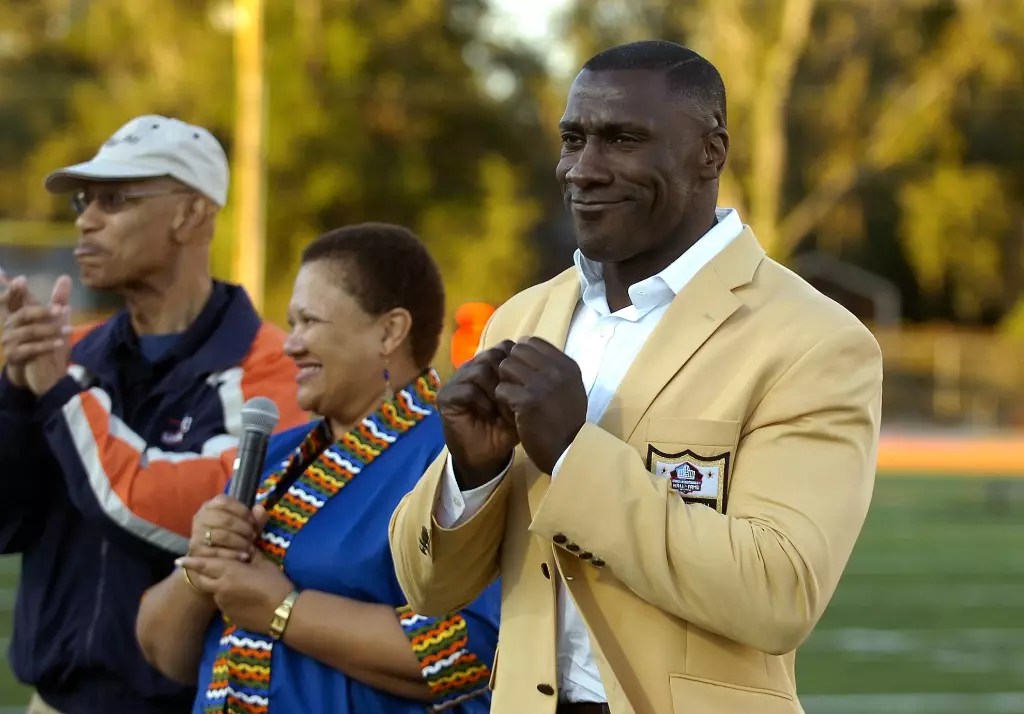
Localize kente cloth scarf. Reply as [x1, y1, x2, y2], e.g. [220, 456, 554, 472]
[203, 370, 440, 714]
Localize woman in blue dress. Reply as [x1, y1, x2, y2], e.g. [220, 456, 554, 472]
[137, 223, 500, 713]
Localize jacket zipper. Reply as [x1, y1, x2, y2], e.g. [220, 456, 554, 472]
[84, 538, 110, 656]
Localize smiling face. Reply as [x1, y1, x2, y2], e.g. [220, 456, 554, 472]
[556, 69, 713, 265]
[284, 260, 386, 422]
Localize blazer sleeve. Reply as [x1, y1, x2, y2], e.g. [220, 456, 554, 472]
[389, 309, 515, 617]
[529, 323, 884, 655]
[389, 448, 511, 618]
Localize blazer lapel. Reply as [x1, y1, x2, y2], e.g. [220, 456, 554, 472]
[524, 270, 581, 516]
[598, 228, 765, 442]
[531, 270, 581, 349]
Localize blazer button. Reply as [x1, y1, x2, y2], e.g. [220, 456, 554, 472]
[537, 683, 555, 696]
[579, 552, 593, 560]
[552, 533, 568, 545]
[591, 558, 606, 568]
[541, 563, 551, 579]
[566, 543, 580, 553]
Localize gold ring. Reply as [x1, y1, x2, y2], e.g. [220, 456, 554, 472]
[181, 565, 202, 594]
[203, 530, 213, 547]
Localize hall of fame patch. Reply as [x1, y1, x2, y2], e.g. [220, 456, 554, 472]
[647, 446, 730, 513]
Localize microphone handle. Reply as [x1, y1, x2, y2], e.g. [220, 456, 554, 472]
[229, 429, 271, 508]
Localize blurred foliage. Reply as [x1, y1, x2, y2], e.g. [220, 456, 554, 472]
[1, 0, 1023, 335]
[899, 165, 1012, 321]
[0, 0, 554, 338]
[557, 0, 1024, 328]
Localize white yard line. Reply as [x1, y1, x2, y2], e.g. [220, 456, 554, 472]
[831, 582, 1024, 607]
[804, 627, 1024, 672]
[844, 562, 1024, 576]
[808, 627, 1024, 651]
[801, 692, 1024, 714]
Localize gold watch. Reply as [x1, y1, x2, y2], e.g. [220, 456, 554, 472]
[268, 590, 300, 641]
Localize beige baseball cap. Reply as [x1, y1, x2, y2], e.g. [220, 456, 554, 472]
[44, 115, 229, 206]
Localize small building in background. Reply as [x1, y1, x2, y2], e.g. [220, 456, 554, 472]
[791, 251, 902, 327]
[0, 220, 120, 323]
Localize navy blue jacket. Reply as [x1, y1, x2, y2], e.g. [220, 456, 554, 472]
[0, 282, 304, 713]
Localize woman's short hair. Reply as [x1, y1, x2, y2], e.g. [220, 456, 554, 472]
[301, 223, 445, 368]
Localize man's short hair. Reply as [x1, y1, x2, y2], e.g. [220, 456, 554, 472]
[301, 223, 445, 369]
[583, 40, 727, 129]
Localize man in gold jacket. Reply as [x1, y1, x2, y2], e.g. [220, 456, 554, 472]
[390, 40, 883, 714]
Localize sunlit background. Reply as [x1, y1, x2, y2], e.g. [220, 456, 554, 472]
[1, 1, 1023, 711]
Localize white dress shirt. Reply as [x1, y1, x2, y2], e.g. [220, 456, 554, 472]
[435, 208, 743, 702]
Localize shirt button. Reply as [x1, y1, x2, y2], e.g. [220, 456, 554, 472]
[566, 543, 580, 553]
[592, 558, 606, 568]
[552, 533, 568, 545]
[537, 683, 555, 696]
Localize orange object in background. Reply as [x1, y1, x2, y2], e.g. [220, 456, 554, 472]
[451, 302, 496, 368]
[877, 432, 1024, 476]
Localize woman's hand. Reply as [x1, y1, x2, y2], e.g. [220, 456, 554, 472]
[189, 495, 264, 562]
[175, 553, 295, 635]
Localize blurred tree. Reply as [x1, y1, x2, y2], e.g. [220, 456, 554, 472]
[899, 165, 1011, 321]
[0, 0, 551, 336]
[557, 0, 1024, 325]
[4, 0, 1023, 329]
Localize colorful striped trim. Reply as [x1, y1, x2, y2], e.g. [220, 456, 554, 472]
[202, 370, 440, 714]
[398, 606, 492, 711]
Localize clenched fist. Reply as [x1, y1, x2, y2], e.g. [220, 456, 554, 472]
[495, 337, 588, 475]
[437, 339, 520, 490]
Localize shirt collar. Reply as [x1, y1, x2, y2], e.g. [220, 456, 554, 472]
[574, 208, 743, 319]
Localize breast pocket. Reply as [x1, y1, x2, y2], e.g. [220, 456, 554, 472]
[645, 418, 740, 514]
[670, 674, 798, 714]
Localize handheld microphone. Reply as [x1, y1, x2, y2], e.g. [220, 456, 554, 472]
[228, 397, 280, 507]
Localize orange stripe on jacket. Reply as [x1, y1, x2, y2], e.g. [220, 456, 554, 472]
[67, 389, 238, 551]
[58, 319, 304, 553]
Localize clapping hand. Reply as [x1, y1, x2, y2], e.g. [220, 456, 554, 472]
[1, 274, 74, 395]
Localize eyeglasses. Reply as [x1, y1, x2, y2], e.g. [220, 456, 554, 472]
[70, 187, 193, 216]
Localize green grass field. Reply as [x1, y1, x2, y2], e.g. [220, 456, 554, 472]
[1, 476, 1022, 713]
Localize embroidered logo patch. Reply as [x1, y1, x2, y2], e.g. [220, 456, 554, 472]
[646, 446, 730, 512]
[161, 415, 193, 446]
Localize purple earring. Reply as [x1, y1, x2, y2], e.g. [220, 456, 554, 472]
[383, 357, 394, 402]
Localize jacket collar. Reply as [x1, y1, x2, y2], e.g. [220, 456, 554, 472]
[72, 281, 262, 382]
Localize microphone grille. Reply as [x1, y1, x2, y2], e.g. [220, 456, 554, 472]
[240, 397, 280, 436]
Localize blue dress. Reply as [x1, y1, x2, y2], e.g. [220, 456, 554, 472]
[192, 416, 500, 713]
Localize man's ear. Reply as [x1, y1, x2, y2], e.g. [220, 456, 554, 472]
[700, 127, 729, 180]
[173, 196, 214, 242]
